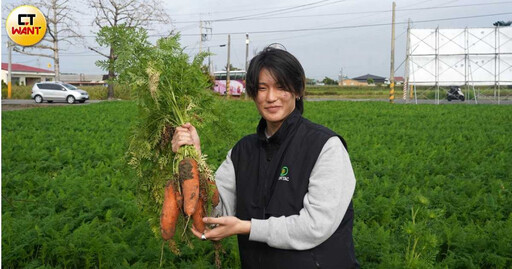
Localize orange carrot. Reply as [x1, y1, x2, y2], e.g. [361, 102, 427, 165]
[160, 181, 179, 241]
[192, 186, 207, 233]
[175, 189, 183, 210]
[207, 180, 220, 208]
[192, 198, 206, 233]
[179, 158, 200, 216]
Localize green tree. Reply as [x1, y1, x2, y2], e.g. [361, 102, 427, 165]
[224, 64, 241, 71]
[322, 76, 338, 85]
[94, 25, 150, 94]
[367, 78, 375, 85]
[306, 78, 316, 85]
[89, 0, 170, 99]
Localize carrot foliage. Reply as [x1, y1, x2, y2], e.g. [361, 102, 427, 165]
[116, 32, 228, 248]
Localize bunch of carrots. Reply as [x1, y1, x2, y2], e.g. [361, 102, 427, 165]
[157, 87, 221, 246]
[158, 137, 223, 268]
[160, 156, 219, 241]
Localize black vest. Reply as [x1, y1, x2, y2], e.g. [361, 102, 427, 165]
[231, 109, 359, 269]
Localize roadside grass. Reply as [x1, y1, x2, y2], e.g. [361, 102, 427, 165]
[2, 100, 511, 268]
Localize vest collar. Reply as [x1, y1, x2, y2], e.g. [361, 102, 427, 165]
[256, 109, 302, 145]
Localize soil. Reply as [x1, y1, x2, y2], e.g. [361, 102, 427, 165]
[179, 159, 194, 181]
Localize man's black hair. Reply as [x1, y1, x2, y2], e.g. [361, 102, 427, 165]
[246, 46, 305, 114]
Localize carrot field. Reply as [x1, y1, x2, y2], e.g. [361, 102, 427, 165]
[2, 100, 511, 268]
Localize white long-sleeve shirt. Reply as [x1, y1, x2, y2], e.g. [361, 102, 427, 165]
[214, 136, 356, 250]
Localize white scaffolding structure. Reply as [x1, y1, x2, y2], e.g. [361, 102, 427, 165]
[405, 26, 512, 104]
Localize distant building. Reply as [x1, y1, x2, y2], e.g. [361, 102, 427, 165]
[394, 76, 404, 85]
[384, 77, 405, 85]
[352, 74, 387, 84]
[60, 73, 106, 86]
[1, 63, 55, 86]
[339, 79, 367, 86]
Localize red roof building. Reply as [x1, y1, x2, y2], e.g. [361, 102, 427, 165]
[1, 63, 55, 86]
[2, 63, 53, 73]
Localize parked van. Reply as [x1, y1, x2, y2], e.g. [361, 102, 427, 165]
[31, 82, 89, 104]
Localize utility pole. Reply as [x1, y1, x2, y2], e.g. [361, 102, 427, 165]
[199, 20, 211, 54]
[208, 47, 211, 74]
[245, 33, 249, 72]
[53, 6, 60, 81]
[199, 20, 203, 53]
[226, 34, 231, 98]
[403, 18, 411, 102]
[339, 67, 344, 86]
[245, 33, 249, 99]
[389, 1, 396, 103]
[8, 41, 12, 99]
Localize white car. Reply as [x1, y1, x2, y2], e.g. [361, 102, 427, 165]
[31, 82, 89, 104]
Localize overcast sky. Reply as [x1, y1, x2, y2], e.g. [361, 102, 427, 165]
[2, 0, 512, 80]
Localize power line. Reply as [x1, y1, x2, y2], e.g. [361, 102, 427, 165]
[237, 0, 348, 20]
[168, 1, 512, 23]
[164, 1, 332, 26]
[395, 28, 408, 40]
[298, 0, 461, 37]
[164, 0, 340, 17]
[187, 12, 512, 36]
[262, 0, 426, 43]
[212, 0, 340, 22]
[172, 2, 346, 24]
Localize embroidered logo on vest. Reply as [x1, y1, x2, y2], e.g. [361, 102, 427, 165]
[278, 166, 290, 181]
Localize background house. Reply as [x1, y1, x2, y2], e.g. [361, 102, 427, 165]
[339, 79, 368, 86]
[394, 76, 404, 85]
[384, 77, 405, 85]
[1, 63, 55, 86]
[352, 74, 387, 85]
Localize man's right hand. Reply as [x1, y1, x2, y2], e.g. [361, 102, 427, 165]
[171, 123, 201, 156]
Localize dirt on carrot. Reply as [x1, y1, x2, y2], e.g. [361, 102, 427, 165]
[179, 158, 200, 216]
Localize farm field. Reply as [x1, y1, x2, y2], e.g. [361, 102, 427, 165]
[2, 100, 511, 268]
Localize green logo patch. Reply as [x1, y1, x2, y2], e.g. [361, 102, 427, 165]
[280, 166, 289, 176]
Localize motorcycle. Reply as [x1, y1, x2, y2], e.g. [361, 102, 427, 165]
[447, 86, 465, 101]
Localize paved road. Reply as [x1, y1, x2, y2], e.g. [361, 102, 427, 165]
[2, 99, 104, 111]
